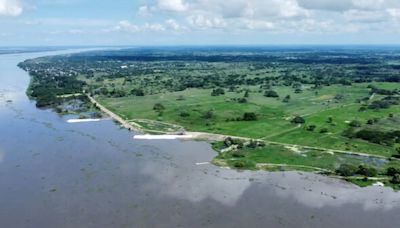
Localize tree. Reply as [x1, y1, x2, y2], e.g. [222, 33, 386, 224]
[291, 116, 305, 124]
[179, 111, 190, 117]
[244, 90, 249, 98]
[282, 95, 291, 103]
[264, 90, 279, 98]
[242, 112, 257, 121]
[238, 98, 247, 103]
[356, 165, 377, 177]
[387, 167, 399, 177]
[130, 88, 144, 96]
[153, 103, 165, 116]
[320, 128, 328, 133]
[349, 120, 362, 128]
[203, 110, 214, 119]
[211, 88, 225, 96]
[391, 174, 400, 184]
[336, 164, 358, 177]
[306, 125, 316, 131]
[334, 93, 344, 100]
[224, 137, 234, 147]
[366, 119, 374, 125]
[247, 140, 258, 148]
[294, 88, 302, 94]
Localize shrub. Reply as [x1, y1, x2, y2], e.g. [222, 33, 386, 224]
[387, 167, 400, 177]
[356, 165, 377, 177]
[179, 111, 190, 117]
[282, 95, 291, 103]
[291, 116, 305, 124]
[153, 103, 165, 111]
[320, 128, 328, 133]
[203, 110, 214, 119]
[336, 164, 358, 177]
[211, 88, 225, 96]
[391, 174, 400, 184]
[264, 90, 279, 98]
[306, 125, 316, 131]
[231, 151, 246, 158]
[349, 120, 362, 128]
[238, 98, 247, 103]
[130, 88, 144, 96]
[243, 112, 257, 121]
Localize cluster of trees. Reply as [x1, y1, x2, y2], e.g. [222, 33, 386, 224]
[20, 47, 400, 104]
[336, 164, 377, 177]
[28, 73, 85, 108]
[264, 90, 279, 98]
[387, 167, 400, 184]
[223, 137, 266, 150]
[368, 96, 400, 110]
[211, 88, 225, 96]
[368, 85, 399, 95]
[291, 116, 305, 124]
[350, 129, 400, 146]
[226, 112, 258, 122]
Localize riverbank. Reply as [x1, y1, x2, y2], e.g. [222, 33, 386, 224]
[83, 93, 400, 189]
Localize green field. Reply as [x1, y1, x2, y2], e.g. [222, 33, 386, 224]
[96, 82, 399, 157]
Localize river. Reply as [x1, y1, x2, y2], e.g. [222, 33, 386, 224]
[1, 50, 400, 228]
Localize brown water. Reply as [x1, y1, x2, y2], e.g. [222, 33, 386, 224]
[1, 50, 400, 228]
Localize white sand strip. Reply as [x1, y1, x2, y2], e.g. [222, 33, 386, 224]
[133, 134, 193, 140]
[67, 119, 102, 123]
[195, 162, 210, 166]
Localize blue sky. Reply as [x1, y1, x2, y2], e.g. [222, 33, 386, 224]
[1, 0, 400, 46]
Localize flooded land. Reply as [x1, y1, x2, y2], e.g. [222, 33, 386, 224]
[1, 50, 400, 228]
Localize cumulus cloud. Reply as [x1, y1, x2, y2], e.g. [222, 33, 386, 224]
[110, 19, 186, 33]
[165, 19, 186, 31]
[0, 0, 23, 16]
[187, 14, 227, 29]
[298, 0, 400, 11]
[157, 0, 187, 12]
[132, 0, 400, 35]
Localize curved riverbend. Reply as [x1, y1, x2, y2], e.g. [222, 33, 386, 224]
[1, 50, 400, 228]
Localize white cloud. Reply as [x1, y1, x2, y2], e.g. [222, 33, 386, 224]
[157, 0, 187, 12]
[344, 9, 388, 23]
[138, 5, 151, 16]
[23, 18, 113, 27]
[165, 19, 185, 31]
[241, 19, 275, 30]
[114, 20, 140, 33]
[388, 8, 400, 20]
[0, 0, 23, 16]
[143, 22, 165, 32]
[132, 0, 400, 35]
[298, 0, 400, 11]
[187, 14, 227, 29]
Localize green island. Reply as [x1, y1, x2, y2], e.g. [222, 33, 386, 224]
[18, 47, 400, 189]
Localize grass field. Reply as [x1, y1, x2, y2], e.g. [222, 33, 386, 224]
[97, 82, 399, 157]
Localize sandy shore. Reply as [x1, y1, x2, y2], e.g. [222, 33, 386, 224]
[133, 134, 194, 140]
[67, 119, 102, 123]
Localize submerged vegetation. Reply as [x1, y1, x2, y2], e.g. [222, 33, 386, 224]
[19, 47, 400, 188]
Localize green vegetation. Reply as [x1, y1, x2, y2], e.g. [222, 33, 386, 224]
[19, 47, 400, 188]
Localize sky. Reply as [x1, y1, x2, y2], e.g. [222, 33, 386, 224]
[0, 0, 400, 46]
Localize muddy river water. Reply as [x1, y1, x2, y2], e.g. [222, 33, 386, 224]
[1, 50, 400, 228]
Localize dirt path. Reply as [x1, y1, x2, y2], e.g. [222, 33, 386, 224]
[87, 95, 144, 132]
